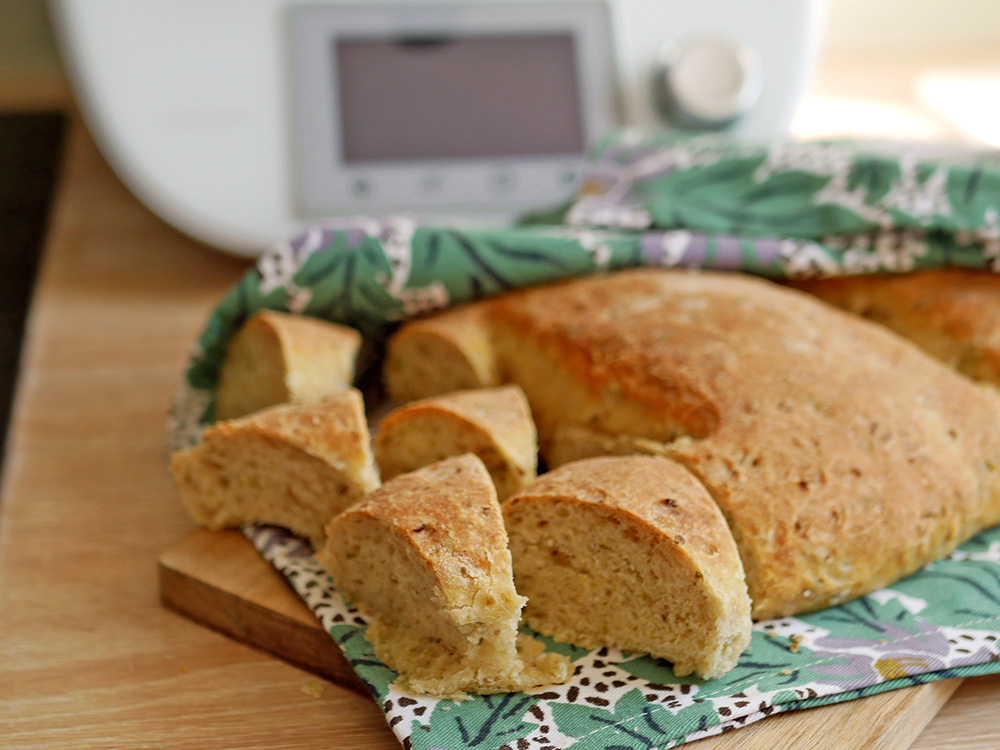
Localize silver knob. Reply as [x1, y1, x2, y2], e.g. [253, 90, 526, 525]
[654, 36, 763, 130]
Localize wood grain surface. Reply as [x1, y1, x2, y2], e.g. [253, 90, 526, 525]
[0, 104, 998, 749]
[159, 529, 366, 692]
[0, 113, 400, 750]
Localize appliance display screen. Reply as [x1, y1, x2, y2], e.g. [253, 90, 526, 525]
[334, 34, 585, 162]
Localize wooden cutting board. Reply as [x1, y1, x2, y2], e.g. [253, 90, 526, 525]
[158, 529, 963, 749]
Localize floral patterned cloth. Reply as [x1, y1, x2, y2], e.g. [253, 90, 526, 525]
[564, 133, 1000, 274]
[244, 524, 1000, 750]
[171, 136, 1000, 749]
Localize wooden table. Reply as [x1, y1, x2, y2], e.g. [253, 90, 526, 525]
[2, 106, 999, 750]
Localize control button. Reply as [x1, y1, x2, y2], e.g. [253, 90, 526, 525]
[558, 168, 580, 188]
[351, 176, 373, 198]
[490, 170, 517, 192]
[420, 173, 443, 194]
[654, 36, 763, 130]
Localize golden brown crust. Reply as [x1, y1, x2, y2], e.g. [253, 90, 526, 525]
[489, 279, 722, 444]
[319, 454, 572, 695]
[507, 455, 744, 566]
[788, 268, 1000, 385]
[231, 388, 372, 472]
[386, 269, 1000, 620]
[170, 389, 379, 546]
[328, 454, 509, 605]
[373, 385, 537, 499]
[216, 310, 361, 420]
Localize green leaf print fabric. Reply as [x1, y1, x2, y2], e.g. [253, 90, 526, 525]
[172, 136, 1000, 749]
[245, 525, 1000, 750]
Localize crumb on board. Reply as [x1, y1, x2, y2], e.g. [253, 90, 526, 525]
[300, 680, 324, 699]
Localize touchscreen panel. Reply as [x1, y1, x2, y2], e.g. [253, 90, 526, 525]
[334, 34, 585, 162]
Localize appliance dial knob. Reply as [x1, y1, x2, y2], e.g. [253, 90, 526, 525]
[654, 36, 763, 130]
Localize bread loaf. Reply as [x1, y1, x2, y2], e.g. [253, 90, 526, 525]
[170, 389, 379, 547]
[504, 455, 752, 678]
[215, 310, 361, 420]
[789, 268, 1000, 386]
[374, 385, 537, 500]
[384, 269, 1000, 620]
[318, 454, 571, 697]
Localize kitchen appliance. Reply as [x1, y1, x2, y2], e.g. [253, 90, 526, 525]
[51, 0, 824, 257]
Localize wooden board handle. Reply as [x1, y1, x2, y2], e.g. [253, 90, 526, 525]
[158, 528, 367, 693]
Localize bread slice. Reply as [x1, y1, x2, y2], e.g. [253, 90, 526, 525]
[318, 454, 571, 697]
[383, 304, 500, 403]
[373, 385, 537, 500]
[384, 269, 1000, 620]
[504, 455, 752, 679]
[215, 310, 362, 420]
[789, 268, 1000, 386]
[170, 389, 380, 547]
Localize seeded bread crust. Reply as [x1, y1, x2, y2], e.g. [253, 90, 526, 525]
[318, 454, 571, 696]
[170, 389, 379, 547]
[384, 269, 1000, 620]
[374, 385, 538, 500]
[504, 455, 752, 679]
[216, 310, 362, 420]
[789, 268, 1000, 385]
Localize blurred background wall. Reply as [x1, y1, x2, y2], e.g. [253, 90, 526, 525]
[3, 0, 1000, 83]
[823, 0, 1000, 59]
[0, 0, 61, 82]
[1, 0, 997, 144]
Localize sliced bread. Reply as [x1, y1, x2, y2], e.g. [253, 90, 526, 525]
[374, 385, 537, 500]
[383, 304, 500, 403]
[318, 454, 571, 697]
[170, 389, 379, 547]
[503, 455, 752, 679]
[215, 310, 361, 420]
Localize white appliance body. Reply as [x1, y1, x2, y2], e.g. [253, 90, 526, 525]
[51, 0, 825, 257]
